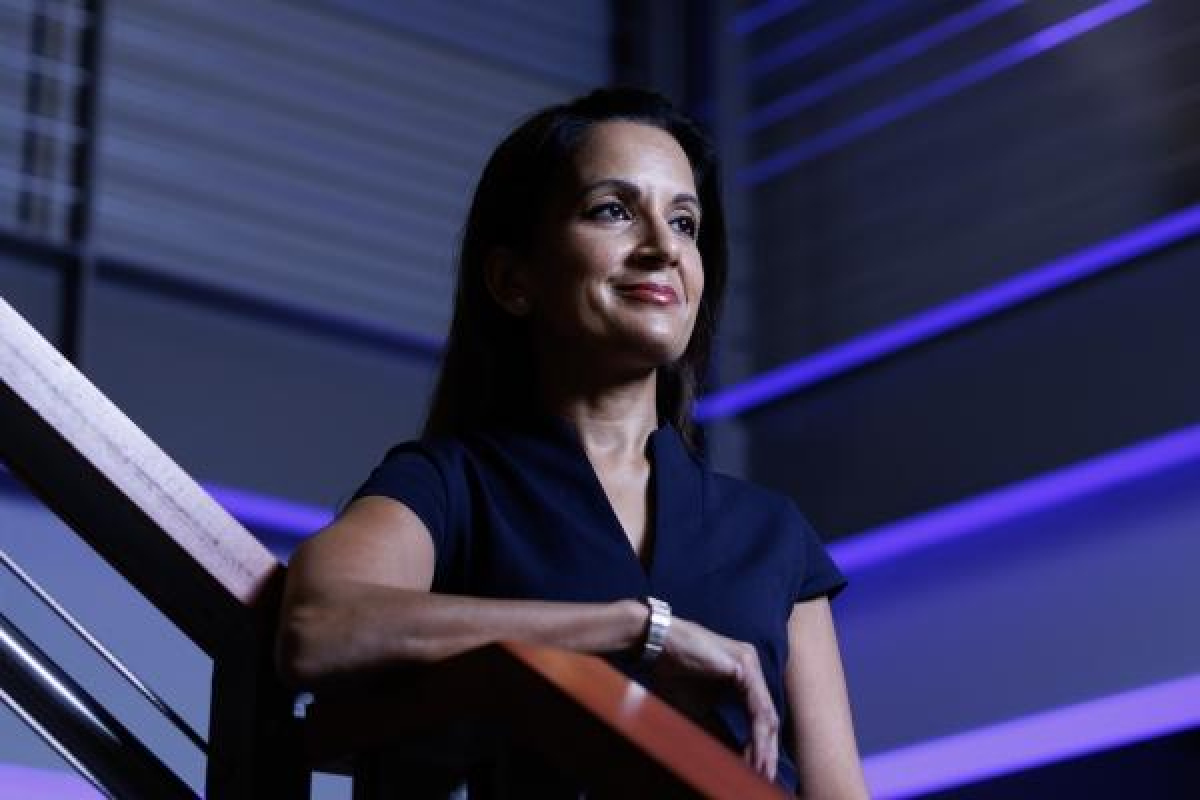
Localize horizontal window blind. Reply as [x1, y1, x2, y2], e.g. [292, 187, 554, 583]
[92, 0, 611, 337]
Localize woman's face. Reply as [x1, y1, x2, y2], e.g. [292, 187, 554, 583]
[519, 120, 705, 374]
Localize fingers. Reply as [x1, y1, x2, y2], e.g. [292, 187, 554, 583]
[735, 643, 779, 782]
[662, 621, 779, 782]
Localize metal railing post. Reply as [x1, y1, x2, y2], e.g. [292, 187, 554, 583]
[0, 611, 197, 800]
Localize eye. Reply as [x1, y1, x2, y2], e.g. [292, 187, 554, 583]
[670, 214, 699, 239]
[585, 201, 632, 222]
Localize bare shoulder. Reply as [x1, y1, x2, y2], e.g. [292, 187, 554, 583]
[287, 495, 436, 592]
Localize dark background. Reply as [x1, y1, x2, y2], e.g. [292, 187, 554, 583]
[2, 1, 1197, 797]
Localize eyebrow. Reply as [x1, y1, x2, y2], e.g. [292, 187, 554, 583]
[578, 178, 701, 210]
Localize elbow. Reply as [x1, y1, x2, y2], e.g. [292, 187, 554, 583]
[274, 585, 441, 688]
[275, 602, 338, 689]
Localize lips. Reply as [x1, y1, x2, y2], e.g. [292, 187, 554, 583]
[615, 282, 680, 306]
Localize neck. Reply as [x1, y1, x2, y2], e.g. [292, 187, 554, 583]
[536, 354, 660, 463]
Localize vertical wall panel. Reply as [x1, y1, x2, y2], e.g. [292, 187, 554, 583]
[0, 1, 31, 229]
[0, 0, 86, 241]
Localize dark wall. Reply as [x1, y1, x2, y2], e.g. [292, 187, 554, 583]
[723, 3, 1200, 794]
[747, 240, 1200, 535]
[745, 1, 1195, 361]
[0, 250, 62, 342]
[732, 0, 1200, 536]
[87, 280, 436, 506]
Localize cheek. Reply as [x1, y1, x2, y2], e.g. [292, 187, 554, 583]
[542, 239, 613, 289]
[687, 255, 705, 304]
[531, 251, 612, 331]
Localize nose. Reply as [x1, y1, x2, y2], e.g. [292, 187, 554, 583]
[633, 215, 681, 268]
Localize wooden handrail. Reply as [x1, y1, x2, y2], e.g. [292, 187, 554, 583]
[305, 641, 785, 798]
[0, 298, 280, 657]
[0, 298, 295, 797]
[0, 296, 785, 798]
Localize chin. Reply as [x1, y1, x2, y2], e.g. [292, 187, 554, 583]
[614, 332, 689, 370]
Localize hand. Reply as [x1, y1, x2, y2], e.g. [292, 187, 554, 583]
[653, 617, 779, 782]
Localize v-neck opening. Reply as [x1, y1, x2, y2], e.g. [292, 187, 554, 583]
[584, 428, 662, 579]
[540, 413, 664, 581]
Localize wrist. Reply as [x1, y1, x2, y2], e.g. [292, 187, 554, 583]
[621, 598, 649, 649]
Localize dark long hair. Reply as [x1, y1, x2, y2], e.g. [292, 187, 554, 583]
[422, 88, 728, 452]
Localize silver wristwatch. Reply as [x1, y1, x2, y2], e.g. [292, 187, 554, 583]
[641, 596, 672, 663]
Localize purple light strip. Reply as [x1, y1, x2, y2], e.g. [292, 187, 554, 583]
[739, 0, 1149, 186]
[863, 673, 1200, 799]
[204, 484, 332, 537]
[731, 0, 814, 37]
[695, 201, 1200, 421]
[830, 421, 1200, 573]
[0, 764, 101, 799]
[743, 0, 1024, 133]
[747, 0, 914, 78]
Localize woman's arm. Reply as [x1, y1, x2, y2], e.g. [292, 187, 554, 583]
[276, 495, 647, 685]
[278, 494, 784, 777]
[784, 597, 869, 799]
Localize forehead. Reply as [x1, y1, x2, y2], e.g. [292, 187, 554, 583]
[568, 121, 697, 193]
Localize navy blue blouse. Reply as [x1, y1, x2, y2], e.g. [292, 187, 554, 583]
[353, 414, 846, 792]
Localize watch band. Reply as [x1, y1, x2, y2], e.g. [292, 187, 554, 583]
[641, 596, 671, 664]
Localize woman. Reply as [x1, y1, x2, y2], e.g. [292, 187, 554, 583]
[277, 88, 867, 798]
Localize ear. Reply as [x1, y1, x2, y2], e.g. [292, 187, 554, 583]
[484, 247, 535, 317]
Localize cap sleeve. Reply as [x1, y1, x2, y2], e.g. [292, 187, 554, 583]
[350, 442, 457, 566]
[790, 505, 848, 604]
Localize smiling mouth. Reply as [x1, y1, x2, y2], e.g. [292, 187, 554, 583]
[615, 283, 680, 306]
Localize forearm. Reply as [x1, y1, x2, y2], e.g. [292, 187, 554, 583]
[277, 582, 647, 687]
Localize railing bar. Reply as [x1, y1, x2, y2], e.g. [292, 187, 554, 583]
[0, 612, 198, 799]
[0, 685, 116, 799]
[0, 548, 209, 754]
